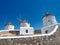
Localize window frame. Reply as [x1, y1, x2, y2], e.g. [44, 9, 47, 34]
[26, 30, 28, 33]
[45, 30, 48, 34]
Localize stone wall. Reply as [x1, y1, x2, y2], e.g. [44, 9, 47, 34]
[0, 27, 60, 45]
[0, 31, 19, 36]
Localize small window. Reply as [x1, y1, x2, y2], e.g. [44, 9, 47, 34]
[26, 30, 28, 33]
[48, 20, 50, 22]
[45, 30, 48, 34]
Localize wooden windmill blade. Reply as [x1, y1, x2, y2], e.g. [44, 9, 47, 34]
[17, 18, 22, 23]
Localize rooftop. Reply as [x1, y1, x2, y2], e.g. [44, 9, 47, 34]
[5, 22, 13, 26]
[21, 20, 29, 24]
[43, 12, 53, 18]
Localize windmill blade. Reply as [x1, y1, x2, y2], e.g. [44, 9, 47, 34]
[17, 18, 22, 23]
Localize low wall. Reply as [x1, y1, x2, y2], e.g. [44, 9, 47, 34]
[0, 27, 60, 45]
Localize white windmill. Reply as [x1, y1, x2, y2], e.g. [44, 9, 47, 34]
[17, 18, 34, 35]
[4, 22, 14, 30]
[41, 12, 58, 34]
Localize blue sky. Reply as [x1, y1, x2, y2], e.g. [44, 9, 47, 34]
[0, 0, 60, 30]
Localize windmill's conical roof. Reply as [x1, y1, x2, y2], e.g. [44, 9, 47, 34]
[5, 22, 13, 26]
[43, 12, 53, 18]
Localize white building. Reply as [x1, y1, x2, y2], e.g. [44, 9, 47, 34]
[20, 20, 34, 35]
[4, 22, 14, 30]
[41, 13, 57, 34]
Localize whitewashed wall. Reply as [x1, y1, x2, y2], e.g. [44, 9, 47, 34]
[41, 25, 57, 34]
[43, 16, 57, 26]
[5, 25, 14, 30]
[20, 27, 34, 35]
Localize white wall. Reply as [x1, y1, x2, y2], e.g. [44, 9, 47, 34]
[5, 25, 14, 30]
[20, 23, 30, 27]
[20, 27, 34, 35]
[43, 16, 57, 26]
[41, 25, 56, 34]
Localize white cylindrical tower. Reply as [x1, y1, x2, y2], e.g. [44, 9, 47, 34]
[4, 22, 14, 30]
[20, 20, 34, 35]
[41, 13, 57, 34]
[43, 13, 57, 27]
[20, 20, 30, 27]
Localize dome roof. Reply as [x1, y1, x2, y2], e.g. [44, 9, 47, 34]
[43, 12, 53, 18]
[5, 22, 13, 26]
[21, 20, 29, 24]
